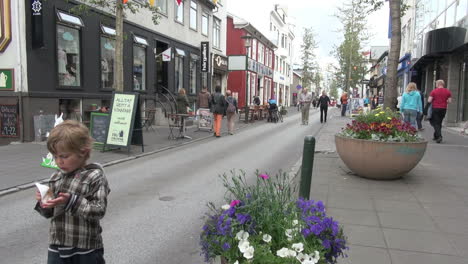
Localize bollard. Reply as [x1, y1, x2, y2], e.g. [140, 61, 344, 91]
[299, 136, 316, 200]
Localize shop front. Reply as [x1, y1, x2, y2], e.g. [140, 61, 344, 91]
[212, 53, 228, 93]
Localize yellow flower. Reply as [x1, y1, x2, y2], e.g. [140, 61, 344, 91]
[375, 114, 380, 117]
[380, 111, 385, 114]
[387, 117, 392, 120]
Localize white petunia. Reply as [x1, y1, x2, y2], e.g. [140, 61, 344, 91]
[233, 261, 239, 264]
[312, 250, 320, 263]
[238, 240, 250, 253]
[293, 219, 299, 226]
[235, 230, 249, 241]
[292, 242, 304, 252]
[243, 246, 254, 259]
[285, 229, 293, 238]
[288, 249, 297, 257]
[221, 204, 230, 210]
[276, 247, 290, 258]
[262, 234, 272, 243]
[296, 253, 309, 263]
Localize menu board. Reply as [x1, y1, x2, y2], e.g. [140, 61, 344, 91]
[106, 93, 138, 147]
[0, 104, 19, 137]
[90, 112, 109, 144]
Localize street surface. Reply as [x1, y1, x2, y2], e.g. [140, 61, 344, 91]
[0, 109, 323, 264]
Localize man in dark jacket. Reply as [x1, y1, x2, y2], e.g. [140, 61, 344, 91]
[318, 91, 331, 123]
[211, 86, 226, 137]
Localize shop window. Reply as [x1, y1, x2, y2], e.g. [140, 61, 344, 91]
[133, 35, 147, 91]
[56, 11, 83, 87]
[175, 48, 185, 92]
[190, 1, 197, 30]
[100, 25, 116, 90]
[202, 13, 209, 36]
[175, 0, 184, 24]
[213, 17, 221, 48]
[189, 54, 199, 94]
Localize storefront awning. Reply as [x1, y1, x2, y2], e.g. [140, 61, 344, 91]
[101, 25, 116, 36]
[133, 35, 148, 46]
[175, 48, 186, 56]
[57, 10, 84, 27]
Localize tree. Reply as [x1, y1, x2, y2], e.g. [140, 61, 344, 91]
[329, 78, 339, 99]
[69, 0, 160, 92]
[360, 0, 408, 110]
[300, 27, 318, 93]
[333, 0, 369, 97]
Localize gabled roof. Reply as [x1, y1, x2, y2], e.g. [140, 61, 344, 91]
[227, 12, 277, 49]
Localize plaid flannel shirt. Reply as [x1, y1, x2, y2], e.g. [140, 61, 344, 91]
[35, 163, 110, 249]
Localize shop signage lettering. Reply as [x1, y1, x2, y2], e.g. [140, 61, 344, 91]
[201, 41, 209, 72]
[213, 54, 228, 71]
[106, 93, 137, 147]
[0, 104, 19, 137]
[30, 0, 44, 48]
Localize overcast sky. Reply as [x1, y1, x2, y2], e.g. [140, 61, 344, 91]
[226, 0, 390, 68]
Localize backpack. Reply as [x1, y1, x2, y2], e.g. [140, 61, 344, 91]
[226, 97, 236, 113]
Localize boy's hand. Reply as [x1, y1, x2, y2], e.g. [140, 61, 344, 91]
[41, 193, 71, 208]
[35, 190, 42, 202]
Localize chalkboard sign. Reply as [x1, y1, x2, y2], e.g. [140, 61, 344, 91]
[0, 104, 19, 137]
[90, 112, 109, 144]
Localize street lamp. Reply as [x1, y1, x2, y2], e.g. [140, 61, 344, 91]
[241, 34, 252, 123]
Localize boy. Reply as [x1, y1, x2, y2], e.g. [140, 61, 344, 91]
[34, 120, 110, 264]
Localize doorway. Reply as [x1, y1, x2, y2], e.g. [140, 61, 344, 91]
[156, 41, 169, 93]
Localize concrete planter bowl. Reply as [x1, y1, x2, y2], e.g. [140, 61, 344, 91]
[335, 134, 428, 180]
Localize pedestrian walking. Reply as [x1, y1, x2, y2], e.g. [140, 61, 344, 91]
[340, 92, 348, 116]
[225, 90, 238, 135]
[176, 88, 190, 114]
[34, 120, 110, 264]
[363, 96, 370, 113]
[416, 87, 425, 131]
[299, 88, 312, 125]
[211, 86, 226, 137]
[428, 79, 452, 143]
[312, 98, 317, 108]
[400, 82, 423, 129]
[318, 91, 331, 123]
[197, 86, 211, 109]
[378, 91, 384, 105]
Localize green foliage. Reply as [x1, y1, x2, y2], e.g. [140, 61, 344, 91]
[301, 28, 319, 91]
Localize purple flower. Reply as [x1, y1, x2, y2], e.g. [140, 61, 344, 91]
[236, 213, 252, 225]
[222, 242, 231, 251]
[259, 173, 269, 180]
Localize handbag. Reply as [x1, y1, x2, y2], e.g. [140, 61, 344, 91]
[424, 103, 432, 120]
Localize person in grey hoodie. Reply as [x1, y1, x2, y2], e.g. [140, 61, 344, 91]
[400, 82, 423, 129]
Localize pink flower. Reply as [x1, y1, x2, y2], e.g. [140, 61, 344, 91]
[259, 174, 269, 180]
[230, 200, 241, 207]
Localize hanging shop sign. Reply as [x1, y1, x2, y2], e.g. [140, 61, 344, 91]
[0, 0, 12, 52]
[213, 54, 228, 71]
[0, 69, 13, 90]
[201, 41, 209, 72]
[30, 0, 44, 48]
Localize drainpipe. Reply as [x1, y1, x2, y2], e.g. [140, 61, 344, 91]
[16, 0, 24, 142]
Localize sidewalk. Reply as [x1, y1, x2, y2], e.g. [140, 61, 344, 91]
[305, 112, 468, 263]
[0, 108, 297, 193]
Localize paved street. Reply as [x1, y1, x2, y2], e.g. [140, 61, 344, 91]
[1, 108, 468, 264]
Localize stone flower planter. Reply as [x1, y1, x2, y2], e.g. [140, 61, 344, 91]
[335, 134, 428, 180]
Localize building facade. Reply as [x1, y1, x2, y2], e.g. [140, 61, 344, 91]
[407, 0, 468, 126]
[0, 0, 224, 145]
[291, 71, 302, 106]
[269, 5, 294, 106]
[226, 13, 276, 108]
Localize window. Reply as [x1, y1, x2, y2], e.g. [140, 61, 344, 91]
[100, 25, 116, 89]
[202, 13, 209, 36]
[57, 24, 81, 87]
[190, 1, 197, 30]
[133, 44, 146, 91]
[252, 39, 257, 60]
[258, 42, 264, 64]
[175, 0, 184, 23]
[189, 54, 198, 94]
[175, 49, 185, 92]
[157, 0, 167, 14]
[213, 18, 221, 48]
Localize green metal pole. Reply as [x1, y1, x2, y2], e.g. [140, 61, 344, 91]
[299, 136, 316, 200]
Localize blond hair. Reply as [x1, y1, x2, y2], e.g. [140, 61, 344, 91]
[436, 80, 445, 88]
[226, 90, 232, 96]
[47, 120, 93, 160]
[406, 82, 417, 93]
[178, 88, 186, 95]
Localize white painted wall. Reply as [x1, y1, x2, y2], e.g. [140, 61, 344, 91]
[0, 0, 28, 92]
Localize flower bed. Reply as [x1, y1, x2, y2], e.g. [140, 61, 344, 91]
[200, 171, 347, 264]
[340, 108, 421, 142]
